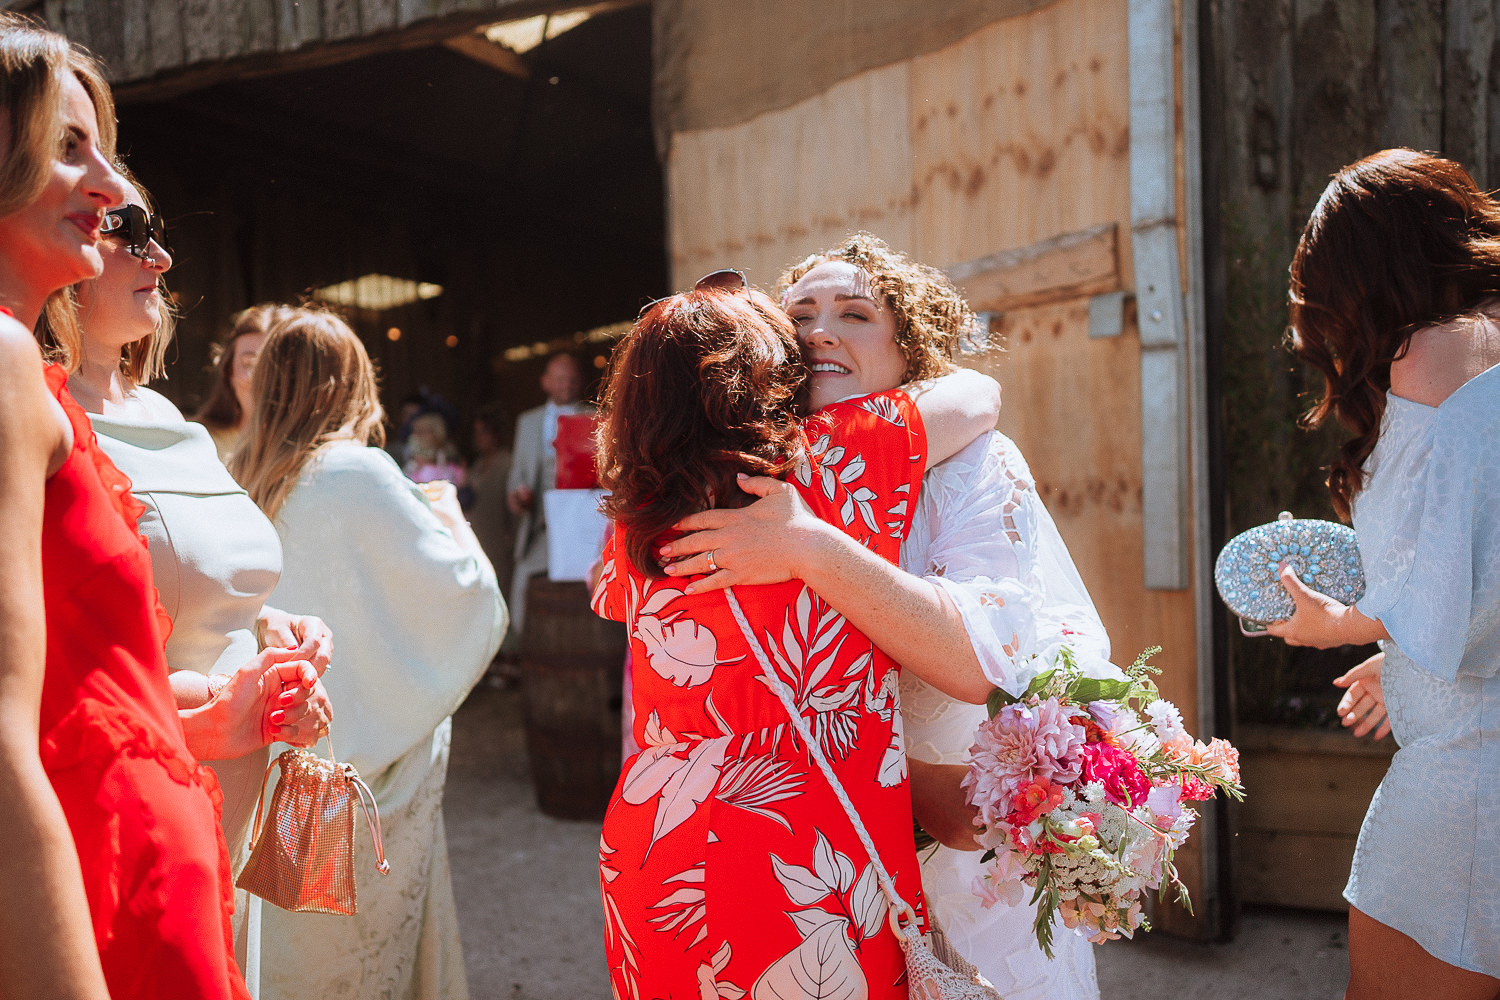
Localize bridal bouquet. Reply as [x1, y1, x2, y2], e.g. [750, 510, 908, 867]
[963, 646, 1243, 957]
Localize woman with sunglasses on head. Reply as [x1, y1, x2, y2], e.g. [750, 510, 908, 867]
[39, 171, 335, 995]
[593, 271, 1000, 998]
[1262, 150, 1500, 1000]
[232, 307, 505, 1000]
[195, 304, 290, 463]
[0, 14, 254, 999]
[660, 235, 1113, 999]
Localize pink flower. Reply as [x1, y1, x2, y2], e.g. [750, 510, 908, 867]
[1079, 742, 1150, 808]
[1009, 780, 1066, 826]
[1145, 782, 1183, 826]
[965, 699, 1086, 828]
[1204, 738, 1241, 785]
[1179, 774, 1215, 801]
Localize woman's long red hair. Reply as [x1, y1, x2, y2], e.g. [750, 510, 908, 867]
[598, 285, 807, 577]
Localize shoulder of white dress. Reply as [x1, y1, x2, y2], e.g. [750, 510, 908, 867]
[128, 385, 189, 423]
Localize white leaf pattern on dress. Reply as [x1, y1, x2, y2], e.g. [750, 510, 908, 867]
[752, 918, 869, 1000]
[621, 739, 729, 857]
[715, 755, 806, 831]
[770, 853, 835, 906]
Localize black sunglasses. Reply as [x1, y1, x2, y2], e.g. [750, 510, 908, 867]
[637, 268, 749, 317]
[100, 204, 171, 260]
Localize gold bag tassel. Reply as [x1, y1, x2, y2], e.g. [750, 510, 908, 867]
[235, 730, 390, 915]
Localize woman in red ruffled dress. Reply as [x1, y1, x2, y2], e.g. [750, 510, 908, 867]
[591, 274, 998, 998]
[0, 16, 280, 998]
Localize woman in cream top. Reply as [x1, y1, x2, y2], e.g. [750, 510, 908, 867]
[52, 175, 333, 998]
[234, 308, 504, 1000]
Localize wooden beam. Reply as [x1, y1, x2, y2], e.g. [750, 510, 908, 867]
[943, 222, 1120, 313]
[443, 31, 530, 78]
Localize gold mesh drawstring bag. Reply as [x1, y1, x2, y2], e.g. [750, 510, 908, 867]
[236, 730, 390, 915]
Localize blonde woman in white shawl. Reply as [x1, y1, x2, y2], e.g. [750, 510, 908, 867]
[659, 233, 1112, 999]
[233, 308, 506, 1000]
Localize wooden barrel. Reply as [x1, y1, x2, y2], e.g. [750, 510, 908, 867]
[519, 576, 627, 820]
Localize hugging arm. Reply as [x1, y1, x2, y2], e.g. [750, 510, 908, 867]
[0, 327, 109, 999]
[661, 369, 1002, 704]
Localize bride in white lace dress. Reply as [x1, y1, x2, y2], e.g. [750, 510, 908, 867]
[659, 234, 1110, 998]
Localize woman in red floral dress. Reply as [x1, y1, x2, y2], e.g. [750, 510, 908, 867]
[591, 274, 998, 999]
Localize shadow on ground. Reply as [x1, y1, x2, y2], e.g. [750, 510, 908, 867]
[446, 686, 1351, 999]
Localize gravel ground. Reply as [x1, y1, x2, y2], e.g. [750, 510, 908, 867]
[444, 685, 1350, 999]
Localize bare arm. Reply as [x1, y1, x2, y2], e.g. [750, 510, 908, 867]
[910, 758, 981, 851]
[0, 324, 110, 999]
[904, 368, 1000, 470]
[662, 476, 992, 703]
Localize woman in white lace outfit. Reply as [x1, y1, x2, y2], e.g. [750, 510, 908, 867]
[1267, 150, 1500, 1000]
[233, 308, 506, 1000]
[660, 234, 1108, 999]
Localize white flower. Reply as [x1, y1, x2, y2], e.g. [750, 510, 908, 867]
[1144, 699, 1187, 743]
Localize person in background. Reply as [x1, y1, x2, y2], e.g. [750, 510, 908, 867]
[506, 351, 591, 638]
[194, 303, 291, 463]
[403, 409, 467, 488]
[44, 174, 333, 996]
[234, 307, 506, 1000]
[468, 401, 515, 607]
[1266, 149, 1500, 1000]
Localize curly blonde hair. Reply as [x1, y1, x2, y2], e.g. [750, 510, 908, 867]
[777, 232, 974, 381]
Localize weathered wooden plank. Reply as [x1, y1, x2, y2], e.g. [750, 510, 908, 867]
[144, 0, 186, 79]
[1236, 723, 1399, 758]
[240, 0, 278, 55]
[1291, 0, 1379, 223]
[1238, 829, 1354, 911]
[906, 0, 1132, 270]
[1239, 748, 1390, 836]
[1376, 0, 1443, 149]
[322, 0, 363, 42]
[179, 0, 222, 63]
[1443, 0, 1493, 185]
[358, 0, 398, 36]
[666, 61, 915, 288]
[946, 223, 1120, 312]
[118, 0, 154, 82]
[80, 0, 126, 75]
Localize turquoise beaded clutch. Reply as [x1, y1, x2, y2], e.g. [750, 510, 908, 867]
[1214, 511, 1366, 636]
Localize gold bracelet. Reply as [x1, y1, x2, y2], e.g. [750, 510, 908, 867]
[207, 674, 230, 701]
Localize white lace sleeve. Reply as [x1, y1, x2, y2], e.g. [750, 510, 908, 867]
[902, 432, 1111, 695]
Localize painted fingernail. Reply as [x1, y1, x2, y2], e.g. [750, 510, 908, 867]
[270, 710, 285, 724]
[279, 690, 295, 705]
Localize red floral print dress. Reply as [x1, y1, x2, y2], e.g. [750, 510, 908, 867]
[593, 390, 928, 1000]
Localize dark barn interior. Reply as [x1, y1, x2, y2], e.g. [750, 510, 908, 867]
[113, 3, 664, 440]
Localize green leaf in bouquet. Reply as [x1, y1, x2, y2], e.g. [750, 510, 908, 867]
[986, 686, 1018, 717]
[1022, 669, 1058, 700]
[1066, 676, 1134, 705]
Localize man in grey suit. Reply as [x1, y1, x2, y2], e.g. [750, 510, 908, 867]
[506, 353, 591, 639]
